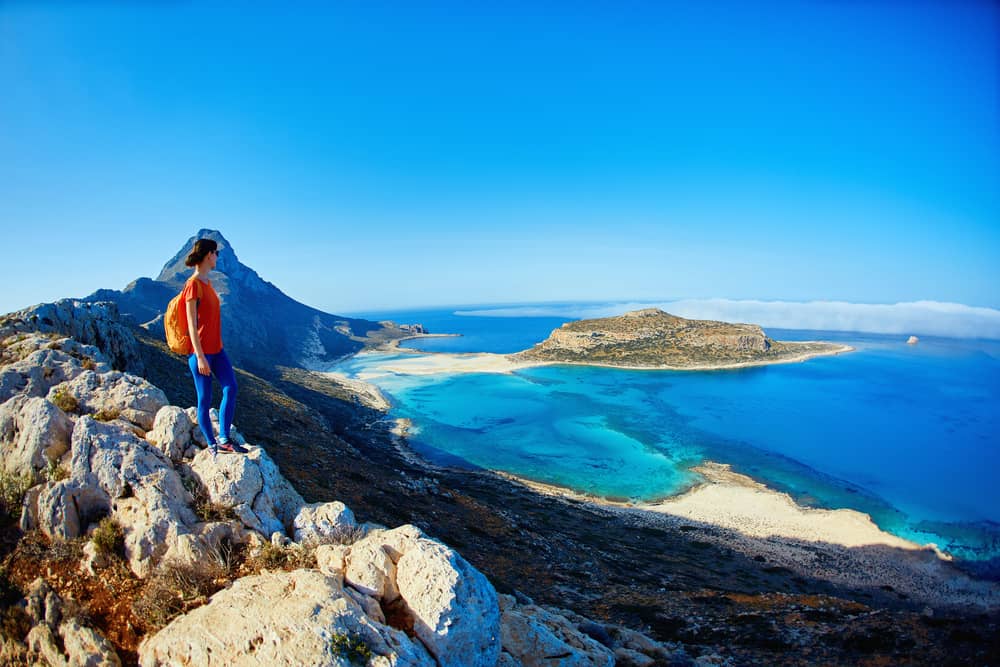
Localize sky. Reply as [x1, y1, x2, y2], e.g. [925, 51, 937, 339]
[1, 0, 998, 318]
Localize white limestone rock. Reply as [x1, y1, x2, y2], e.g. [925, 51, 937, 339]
[345, 530, 401, 601]
[0, 395, 73, 475]
[138, 569, 435, 667]
[0, 344, 94, 404]
[395, 533, 501, 667]
[188, 445, 305, 537]
[316, 543, 351, 577]
[51, 370, 168, 431]
[343, 524, 501, 667]
[498, 594, 614, 667]
[145, 405, 193, 463]
[67, 417, 199, 576]
[293, 501, 358, 544]
[23, 480, 110, 540]
[1, 299, 143, 373]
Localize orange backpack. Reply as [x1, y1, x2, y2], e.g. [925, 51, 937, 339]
[164, 279, 202, 355]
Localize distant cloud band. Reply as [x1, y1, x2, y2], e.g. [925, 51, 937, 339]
[455, 300, 1000, 340]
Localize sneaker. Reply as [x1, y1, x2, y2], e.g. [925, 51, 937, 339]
[218, 438, 248, 454]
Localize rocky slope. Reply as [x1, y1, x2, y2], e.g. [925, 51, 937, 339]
[83, 229, 410, 376]
[0, 307, 681, 666]
[516, 308, 846, 368]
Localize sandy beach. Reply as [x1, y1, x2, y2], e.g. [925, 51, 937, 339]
[340, 342, 855, 379]
[497, 464, 1000, 611]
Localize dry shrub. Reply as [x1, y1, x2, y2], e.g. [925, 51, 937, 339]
[50, 387, 79, 414]
[0, 471, 33, 525]
[132, 559, 228, 632]
[243, 541, 316, 575]
[180, 474, 236, 523]
[91, 517, 125, 559]
[91, 408, 120, 422]
[43, 457, 69, 483]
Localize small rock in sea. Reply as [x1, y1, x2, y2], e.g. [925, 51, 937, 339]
[907, 335, 919, 345]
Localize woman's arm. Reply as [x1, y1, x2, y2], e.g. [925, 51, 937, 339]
[186, 298, 211, 376]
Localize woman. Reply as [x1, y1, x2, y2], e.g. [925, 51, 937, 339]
[183, 238, 247, 454]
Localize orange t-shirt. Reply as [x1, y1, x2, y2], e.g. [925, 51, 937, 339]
[182, 278, 223, 355]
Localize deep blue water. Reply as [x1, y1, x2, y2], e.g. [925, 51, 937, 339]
[345, 307, 1000, 560]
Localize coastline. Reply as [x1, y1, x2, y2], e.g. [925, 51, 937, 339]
[323, 342, 1000, 611]
[495, 464, 1000, 611]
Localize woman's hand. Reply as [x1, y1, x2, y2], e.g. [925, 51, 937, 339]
[197, 354, 211, 376]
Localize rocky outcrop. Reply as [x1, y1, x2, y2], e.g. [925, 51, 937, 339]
[0, 335, 111, 404]
[0, 395, 73, 475]
[137, 569, 436, 667]
[50, 370, 168, 431]
[293, 501, 358, 543]
[498, 594, 614, 667]
[337, 525, 502, 667]
[0, 301, 143, 373]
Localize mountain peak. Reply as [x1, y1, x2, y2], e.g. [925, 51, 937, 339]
[156, 229, 235, 285]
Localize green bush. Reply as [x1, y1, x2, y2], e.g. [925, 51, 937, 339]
[330, 632, 374, 665]
[91, 517, 125, 559]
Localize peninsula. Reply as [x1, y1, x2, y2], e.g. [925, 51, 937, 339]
[513, 308, 851, 370]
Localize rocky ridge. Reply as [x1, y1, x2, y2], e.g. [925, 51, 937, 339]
[516, 308, 846, 368]
[0, 306, 682, 666]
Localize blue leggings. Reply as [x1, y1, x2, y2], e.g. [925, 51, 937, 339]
[188, 349, 237, 445]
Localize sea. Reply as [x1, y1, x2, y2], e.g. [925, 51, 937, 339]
[338, 305, 1000, 565]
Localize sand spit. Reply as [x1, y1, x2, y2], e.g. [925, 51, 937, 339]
[337, 343, 855, 379]
[497, 464, 1000, 611]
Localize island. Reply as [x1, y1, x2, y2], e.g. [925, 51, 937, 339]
[512, 308, 851, 370]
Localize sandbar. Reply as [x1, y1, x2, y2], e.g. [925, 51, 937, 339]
[345, 343, 855, 378]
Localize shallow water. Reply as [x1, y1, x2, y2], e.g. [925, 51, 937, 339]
[344, 307, 1000, 560]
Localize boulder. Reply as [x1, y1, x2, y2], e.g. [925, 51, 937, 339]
[145, 405, 193, 463]
[293, 501, 358, 544]
[68, 417, 198, 576]
[52, 370, 168, 431]
[189, 445, 304, 537]
[497, 595, 614, 667]
[0, 395, 73, 475]
[22, 479, 110, 540]
[396, 534, 501, 667]
[138, 569, 435, 667]
[343, 525, 501, 667]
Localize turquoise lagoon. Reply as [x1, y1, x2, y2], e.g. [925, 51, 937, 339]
[340, 307, 1000, 563]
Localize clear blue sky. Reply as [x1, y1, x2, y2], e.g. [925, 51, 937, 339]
[1, 1, 998, 315]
